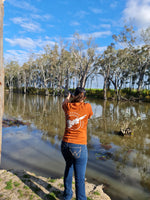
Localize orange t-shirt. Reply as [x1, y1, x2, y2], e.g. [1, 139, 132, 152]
[62, 102, 93, 145]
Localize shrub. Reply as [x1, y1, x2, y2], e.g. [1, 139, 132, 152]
[144, 95, 150, 102]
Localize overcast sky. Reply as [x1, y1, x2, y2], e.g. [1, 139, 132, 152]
[3, 0, 150, 64]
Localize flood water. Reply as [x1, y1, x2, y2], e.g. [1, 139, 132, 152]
[1, 93, 150, 200]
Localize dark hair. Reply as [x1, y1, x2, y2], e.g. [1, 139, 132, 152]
[71, 87, 86, 103]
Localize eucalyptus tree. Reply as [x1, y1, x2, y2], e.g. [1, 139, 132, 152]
[50, 43, 60, 90]
[109, 48, 131, 100]
[97, 44, 116, 100]
[130, 45, 150, 91]
[60, 47, 73, 90]
[21, 62, 30, 93]
[57, 41, 68, 91]
[5, 60, 20, 92]
[136, 27, 150, 91]
[71, 33, 97, 88]
[112, 25, 137, 91]
[35, 45, 53, 94]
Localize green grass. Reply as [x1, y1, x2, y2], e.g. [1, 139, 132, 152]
[0, 178, 2, 182]
[45, 192, 57, 200]
[18, 189, 23, 198]
[58, 183, 64, 188]
[87, 197, 94, 200]
[48, 178, 56, 183]
[23, 185, 30, 190]
[29, 194, 34, 200]
[93, 191, 101, 195]
[5, 180, 13, 190]
[14, 181, 20, 187]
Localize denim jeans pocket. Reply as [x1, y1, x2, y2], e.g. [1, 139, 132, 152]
[70, 147, 81, 158]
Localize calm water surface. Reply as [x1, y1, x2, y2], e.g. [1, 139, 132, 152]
[1, 93, 150, 200]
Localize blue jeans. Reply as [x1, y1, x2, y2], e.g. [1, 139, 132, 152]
[61, 141, 88, 200]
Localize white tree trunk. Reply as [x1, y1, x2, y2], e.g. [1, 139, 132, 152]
[0, 0, 4, 164]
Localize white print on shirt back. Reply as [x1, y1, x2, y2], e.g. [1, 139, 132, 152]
[67, 114, 87, 129]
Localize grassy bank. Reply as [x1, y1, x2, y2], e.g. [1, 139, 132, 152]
[5, 87, 150, 102]
[0, 169, 111, 200]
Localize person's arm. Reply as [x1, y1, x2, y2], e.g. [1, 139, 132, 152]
[88, 104, 93, 119]
[62, 93, 71, 107]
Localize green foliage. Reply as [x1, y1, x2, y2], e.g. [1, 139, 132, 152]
[121, 88, 150, 101]
[13, 181, 20, 187]
[29, 194, 34, 200]
[23, 185, 29, 190]
[86, 89, 103, 98]
[18, 189, 23, 198]
[145, 95, 150, 102]
[87, 197, 94, 200]
[58, 183, 64, 188]
[27, 87, 39, 95]
[48, 178, 56, 183]
[5, 180, 13, 190]
[5, 86, 150, 102]
[93, 191, 101, 195]
[45, 192, 57, 200]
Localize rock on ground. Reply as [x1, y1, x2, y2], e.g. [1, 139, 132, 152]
[0, 169, 111, 200]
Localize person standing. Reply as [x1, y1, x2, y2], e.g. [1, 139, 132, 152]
[61, 87, 93, 200]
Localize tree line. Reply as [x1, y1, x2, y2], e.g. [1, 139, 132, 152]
[4, 25, 150, 100]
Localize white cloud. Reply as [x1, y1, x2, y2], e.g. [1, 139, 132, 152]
[4, 50, 30, 64]
[90, 8, 102, 14]
[91, 24, 111, 30]
[5, 37, 56, 50]
[70, 21, 80, 26]
[100, 24, 111, 28]
[75, 10, 89, 18]
[123, 0, 150, 28]
[66, 31, 112, 42]
[11, 17, 42, 32]
[96, 46, 107, 53]
[7, 0, 38, 12]
[31, 14, 53, 21]
[4, 37, 56, 64]
[110, 1, 118, 8]
[79, 31, 112, 40]
[5, 38, 38, 49]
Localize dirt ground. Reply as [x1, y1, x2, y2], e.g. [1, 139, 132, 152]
[0, 169, 111, 200]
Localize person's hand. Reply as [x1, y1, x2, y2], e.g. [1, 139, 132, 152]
[67, 93, 71, 100]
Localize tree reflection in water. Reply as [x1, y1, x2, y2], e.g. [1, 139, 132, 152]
[3, 93, 150, 200]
